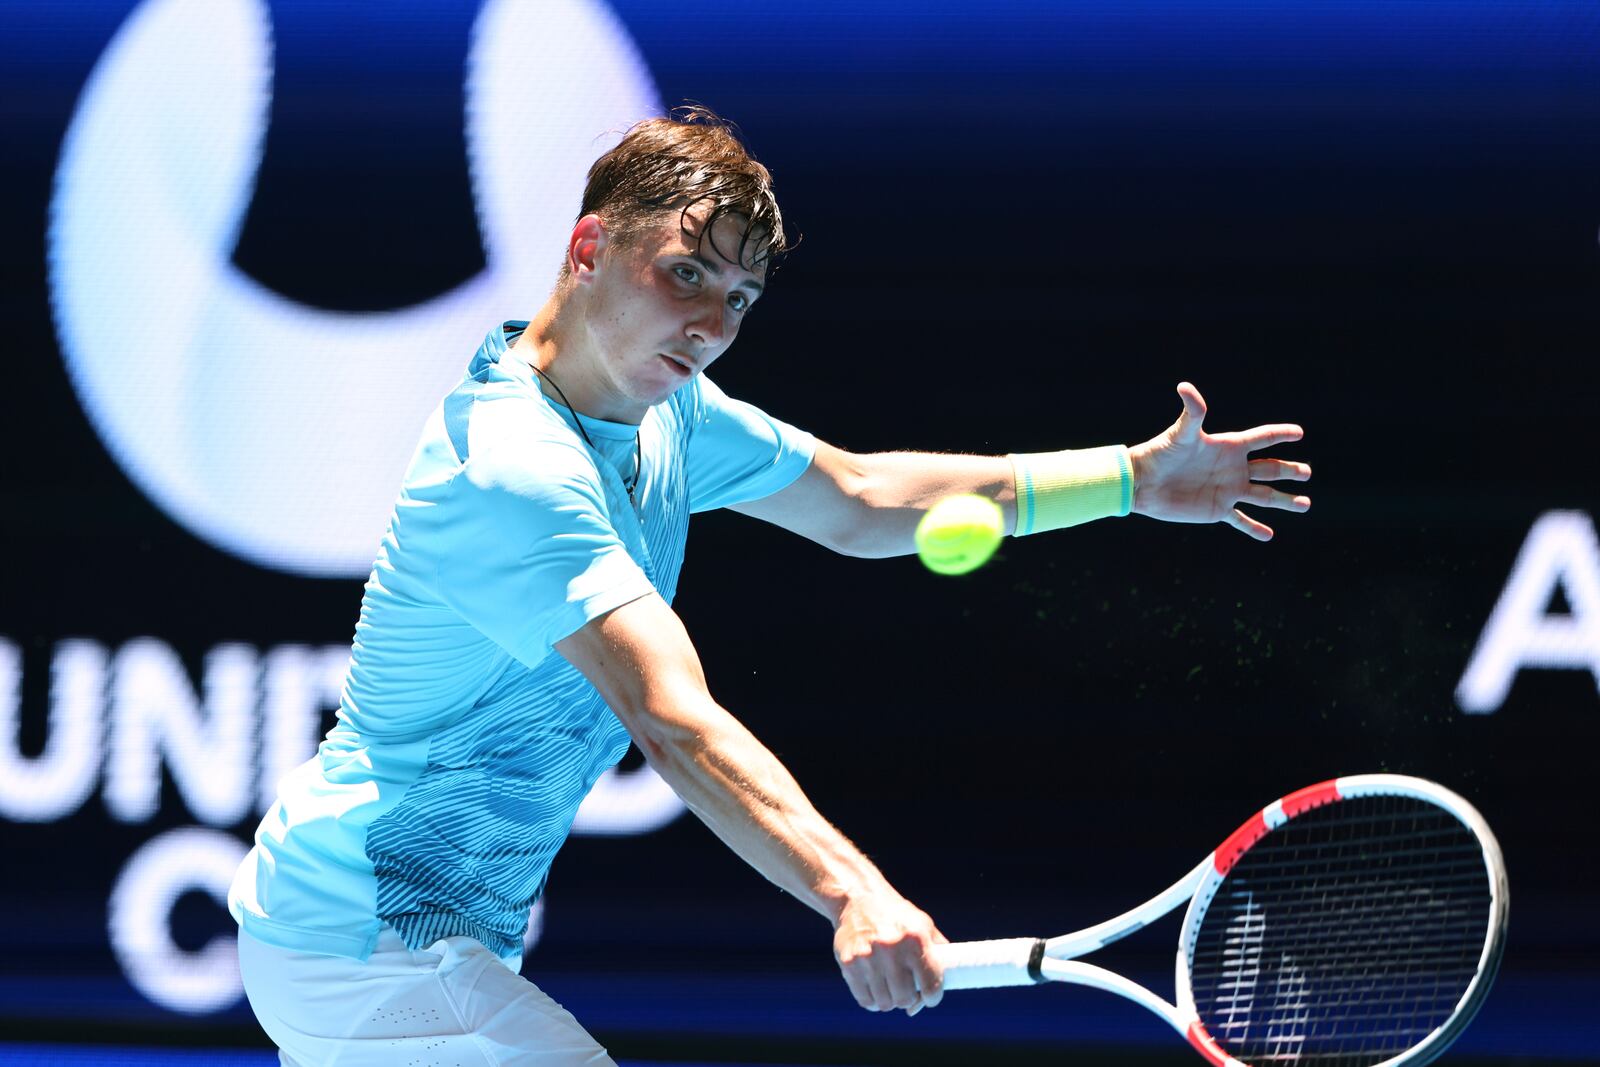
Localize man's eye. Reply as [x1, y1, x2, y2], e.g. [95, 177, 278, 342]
[728, 292, 749, 313]
[673, 265, 700, 284]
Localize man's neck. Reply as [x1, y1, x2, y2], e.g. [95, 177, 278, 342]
[513, 289, 643, 426]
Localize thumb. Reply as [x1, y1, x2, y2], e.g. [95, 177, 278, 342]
[1175, 381, 1207, 441]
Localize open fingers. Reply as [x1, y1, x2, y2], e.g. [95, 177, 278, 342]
[1243, 483, 1311, 512]
[1225, 508, 1274, 541]
[1235, 423, 1303, 450]
[1249, 457, 1311, 482]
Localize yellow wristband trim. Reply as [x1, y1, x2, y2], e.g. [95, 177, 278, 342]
[1008, 445, 1133, 536]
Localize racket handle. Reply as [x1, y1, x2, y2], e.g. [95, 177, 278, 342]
[934, 937, 1047, 990]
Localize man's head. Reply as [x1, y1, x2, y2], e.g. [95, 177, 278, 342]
[541, 108, 786, 423]
[561, 106, 787, 281]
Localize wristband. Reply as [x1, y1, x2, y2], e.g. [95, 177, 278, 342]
[1008, 445, 1133, 536]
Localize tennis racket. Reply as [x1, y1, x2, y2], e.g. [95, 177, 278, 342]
[932, 774, 1508, 1066]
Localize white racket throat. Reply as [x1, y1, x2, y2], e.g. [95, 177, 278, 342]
[932, 775, 1509, 1067]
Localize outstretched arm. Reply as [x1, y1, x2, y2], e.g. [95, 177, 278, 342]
[730, 381, 1309, 552]
[731, 447, 1021, 556]
[556, 593, 945, 1016]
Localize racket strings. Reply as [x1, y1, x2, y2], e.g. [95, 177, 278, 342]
[1188, 795, 1492, 1067]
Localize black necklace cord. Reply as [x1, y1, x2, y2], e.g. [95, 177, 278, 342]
[530, 364, 642, 503]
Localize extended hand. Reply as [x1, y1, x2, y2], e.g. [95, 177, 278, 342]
[833, 889, 947, 1017]
[1128, 382, 1311, 541]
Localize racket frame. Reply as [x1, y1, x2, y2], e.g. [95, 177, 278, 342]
[936, 773, 1509, 1067]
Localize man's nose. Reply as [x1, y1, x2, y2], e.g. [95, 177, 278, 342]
[684, 298, 725, 347]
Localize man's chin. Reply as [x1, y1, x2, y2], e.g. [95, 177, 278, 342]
[649, 371, 698, 402]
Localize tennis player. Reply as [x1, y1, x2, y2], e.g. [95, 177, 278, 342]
[230, 108, 1310, 1065]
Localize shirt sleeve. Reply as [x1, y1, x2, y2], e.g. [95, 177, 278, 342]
[433, 439, 655, 669]
[685, 375, 817, 513]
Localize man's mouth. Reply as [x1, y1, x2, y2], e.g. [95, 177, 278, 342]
[660, 353, 694, 377]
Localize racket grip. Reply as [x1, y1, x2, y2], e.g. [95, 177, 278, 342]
[933, 937, 1046, 990]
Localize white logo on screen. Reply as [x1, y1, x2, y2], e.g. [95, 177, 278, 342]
[36, 0, 679, 1017]
[47, 0, 660, 578]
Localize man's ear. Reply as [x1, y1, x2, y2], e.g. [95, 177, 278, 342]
[567, 214, 607, 281]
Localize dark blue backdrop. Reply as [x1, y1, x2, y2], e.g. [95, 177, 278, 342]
[3, 1, 1598, 1062]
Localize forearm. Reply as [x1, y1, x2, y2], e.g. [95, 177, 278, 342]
[839, 445, 1134, 556]
[559, 594, 943, 1014]
[644, 704, 945, 1015]
[834, 450, 1018, 558]
[636, 698, 887, 925]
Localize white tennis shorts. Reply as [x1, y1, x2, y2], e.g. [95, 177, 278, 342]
[237, 926, 616, 1066]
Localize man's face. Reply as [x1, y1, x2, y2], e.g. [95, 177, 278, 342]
[583, 205, 766, 419]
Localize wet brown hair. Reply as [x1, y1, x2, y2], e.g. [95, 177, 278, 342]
[563, 105, 788, 279]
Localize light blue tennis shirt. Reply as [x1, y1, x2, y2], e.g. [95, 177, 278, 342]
[230, 322, 816, 961]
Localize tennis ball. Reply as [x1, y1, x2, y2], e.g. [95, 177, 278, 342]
[915, 493, 1004, 576]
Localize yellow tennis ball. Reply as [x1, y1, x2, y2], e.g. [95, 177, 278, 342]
[915, 493, 1004, 575]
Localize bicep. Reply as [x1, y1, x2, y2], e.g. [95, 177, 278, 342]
[727, 440, 868, 552]
[554, 592, 717, 757]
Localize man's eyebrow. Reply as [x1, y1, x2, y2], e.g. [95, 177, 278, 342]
[689, 251, 764, 295]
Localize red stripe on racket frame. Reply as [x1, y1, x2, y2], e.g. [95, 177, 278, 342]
[1281, 778, 1341, 818]
[1212, 812, 1268, 876]
[1212, 779, 1344, 876]
[1186, 1020, 1231, 1066]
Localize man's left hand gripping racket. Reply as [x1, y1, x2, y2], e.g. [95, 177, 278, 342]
[933, 775, 1508, 1066]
